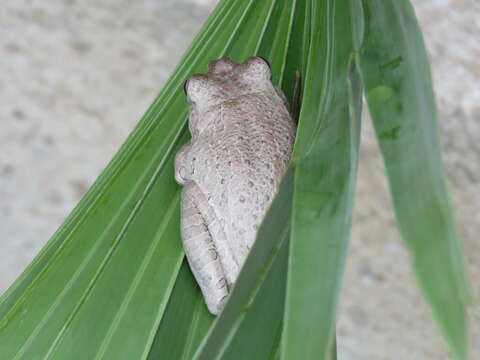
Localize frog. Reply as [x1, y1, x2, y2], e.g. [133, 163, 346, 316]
[174, 56, 296, 315]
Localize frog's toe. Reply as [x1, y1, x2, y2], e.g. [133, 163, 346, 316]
[213, 294, 229, 315]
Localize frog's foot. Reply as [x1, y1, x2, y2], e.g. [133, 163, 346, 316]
[181, 182, 230, 315]
[174, 142, 192, 185]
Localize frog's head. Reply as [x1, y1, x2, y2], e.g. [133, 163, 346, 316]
[185, 57, 273, 135]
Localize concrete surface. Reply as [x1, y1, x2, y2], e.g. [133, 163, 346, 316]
[0, 0, 478, 359]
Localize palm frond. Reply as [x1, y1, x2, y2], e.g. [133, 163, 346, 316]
[0, 1, 469, 359]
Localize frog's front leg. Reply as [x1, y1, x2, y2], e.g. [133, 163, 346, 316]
[180, 182, 229, 315]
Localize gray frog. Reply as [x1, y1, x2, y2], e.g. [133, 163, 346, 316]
[174, 57, 296, 315]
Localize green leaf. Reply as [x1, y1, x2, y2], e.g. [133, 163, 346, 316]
[147, 262, 214, 360]
[0, 0, 470, 359]
[282, 0, 361, 358]
[354, 0, 471, 359]
[0, 0, 277, 358]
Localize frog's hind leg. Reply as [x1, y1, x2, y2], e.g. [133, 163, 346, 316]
[181, 182, 229, 315]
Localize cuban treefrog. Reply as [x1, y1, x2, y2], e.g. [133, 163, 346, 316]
[174, 57, 296, 314]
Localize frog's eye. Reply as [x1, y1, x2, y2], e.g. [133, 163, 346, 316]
[242, 56, 271, 80]
[257, 56, 271, 69]
[185, 74, 210, 103]
[208, 57, 237, 75]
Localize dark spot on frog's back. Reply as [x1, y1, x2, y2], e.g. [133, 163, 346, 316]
[379, 125, 402, 140]
[13, 109, 25, 120]
[1, 164, 14, 176]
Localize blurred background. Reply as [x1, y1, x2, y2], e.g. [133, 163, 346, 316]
[0, 0, 478, 358]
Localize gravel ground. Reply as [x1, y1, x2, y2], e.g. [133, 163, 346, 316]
[0, 0, 478, 359]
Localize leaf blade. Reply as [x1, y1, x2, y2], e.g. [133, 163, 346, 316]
[0, 0, 283, 358]
[282, 0, 361, 358]
[354, 0, 470, 358]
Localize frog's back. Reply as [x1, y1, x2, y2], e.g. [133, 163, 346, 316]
[182, 56, 296, 272]
[192, 90, 295, 262]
